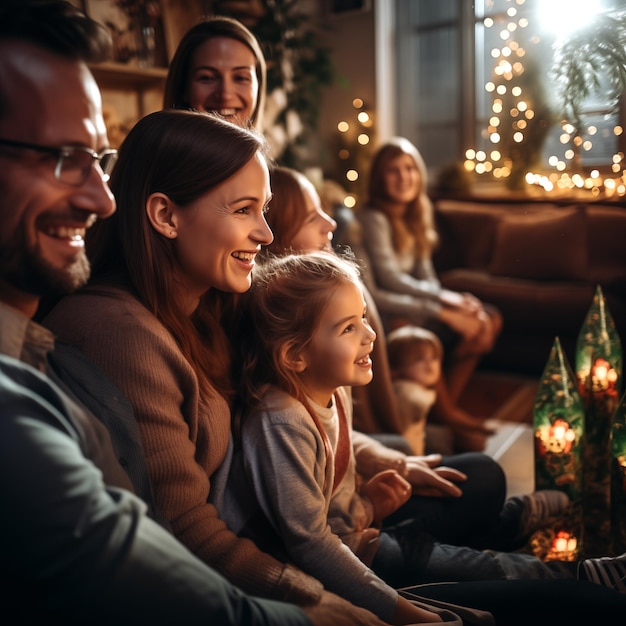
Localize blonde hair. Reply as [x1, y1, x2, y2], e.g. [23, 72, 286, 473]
[387, 325, 442, 373]
[367, 137, 438, 259]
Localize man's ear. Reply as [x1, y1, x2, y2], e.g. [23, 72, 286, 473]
[146, 192, 178, 239]
[281, 341, 307, 373]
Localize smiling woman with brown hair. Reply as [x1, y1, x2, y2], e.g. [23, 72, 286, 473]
[163, 15, 266, 130]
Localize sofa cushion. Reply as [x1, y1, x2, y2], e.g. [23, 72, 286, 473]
[489, 208, 588, 281]
[439, 268, 594, 332]
[585, 204, 626, 286]
[435, 201, 500, 270]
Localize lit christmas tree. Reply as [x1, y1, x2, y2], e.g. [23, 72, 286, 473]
[465, 0, 552, 191]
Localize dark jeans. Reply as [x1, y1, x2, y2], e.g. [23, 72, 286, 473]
[385, 452, 507, 547]
[373, 452, 578, 586]
[405, 579, 626, 626]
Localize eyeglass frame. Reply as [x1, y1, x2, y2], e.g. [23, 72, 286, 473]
[0, 137, 118, 187]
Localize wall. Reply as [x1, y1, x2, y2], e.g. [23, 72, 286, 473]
[317, 4, 377, 190]
[86, 0, 208, 147]
[90, 0, 381, 179]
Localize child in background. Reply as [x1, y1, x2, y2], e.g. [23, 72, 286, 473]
[387, 326, 454, 456]
[225, 251, 443, 625]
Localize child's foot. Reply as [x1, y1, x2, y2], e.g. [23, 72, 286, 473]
[581, 552, 626, 593]
[511, 490, 570, 541]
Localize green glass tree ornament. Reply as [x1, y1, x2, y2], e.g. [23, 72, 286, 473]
[532, 336, 583, 561]
[575, 284, 623, 557]
[611, 389, 626, 554]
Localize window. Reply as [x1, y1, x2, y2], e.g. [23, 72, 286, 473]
[395, 0, 626, 194]
[395, 1, 467, 178]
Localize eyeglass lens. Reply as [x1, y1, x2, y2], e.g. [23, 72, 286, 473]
[57, 148, 118, 186]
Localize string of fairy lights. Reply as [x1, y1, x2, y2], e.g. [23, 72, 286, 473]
[464, 5, 533, 183]
[524, 122, 625, 196]
[465, 0, 625, 197]
[335, 97, 373, 208]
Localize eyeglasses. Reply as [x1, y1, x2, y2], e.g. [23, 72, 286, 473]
[0, 137, 118, 187]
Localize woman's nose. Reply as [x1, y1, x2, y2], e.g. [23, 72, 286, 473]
[324, 213, 337, 233]
[254, 214, 274, 245]
[217, 76, 236, 99]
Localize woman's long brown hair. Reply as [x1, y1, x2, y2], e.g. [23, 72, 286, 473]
[87, 109, 267, 400]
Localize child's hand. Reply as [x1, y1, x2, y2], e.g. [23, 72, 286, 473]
[354, 527, 380, 566]
[361, 469, 411, 523]
[403, 455, 467, 498]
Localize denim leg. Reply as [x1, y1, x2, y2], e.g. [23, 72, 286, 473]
[485, 550, 577, 580]
[371, 523, 578, 588]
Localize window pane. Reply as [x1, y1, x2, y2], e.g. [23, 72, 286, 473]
[395, 0, 626, 188]
[396, 0, 461, 176]
[411, 0, 458, 25]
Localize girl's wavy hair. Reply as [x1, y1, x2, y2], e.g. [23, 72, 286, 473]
[366, 137, 438, 259]
[163, 16, 266, 131]
[232, 250, 362, 431]
[87, 108, 268, 399]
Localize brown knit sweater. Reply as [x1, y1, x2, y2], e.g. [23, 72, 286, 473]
[44, 284, 323, 605]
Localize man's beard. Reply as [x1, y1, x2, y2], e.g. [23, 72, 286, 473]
[0, 233, 90, 299]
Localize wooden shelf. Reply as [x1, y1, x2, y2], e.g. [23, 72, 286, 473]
[89, 62, 167, 88]
[89, 62, 167, 138]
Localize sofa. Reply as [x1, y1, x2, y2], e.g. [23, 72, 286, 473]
[430, 196, 626, 377]
[333, 197, 626, 378]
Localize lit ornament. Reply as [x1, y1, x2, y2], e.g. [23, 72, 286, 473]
[532, 336, 583, 560]
[576, 285, 623, 557]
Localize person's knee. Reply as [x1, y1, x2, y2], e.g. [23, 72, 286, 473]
[443, 452, 506, 505]
[474, 317, 500, 353]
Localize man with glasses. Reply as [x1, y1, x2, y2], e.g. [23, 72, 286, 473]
[0, 2, 387, 625]
[0, 2, 165, 526]
[0, 138, 118, 187]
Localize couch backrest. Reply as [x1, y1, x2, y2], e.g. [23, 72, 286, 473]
[433, 198, 626, 286]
